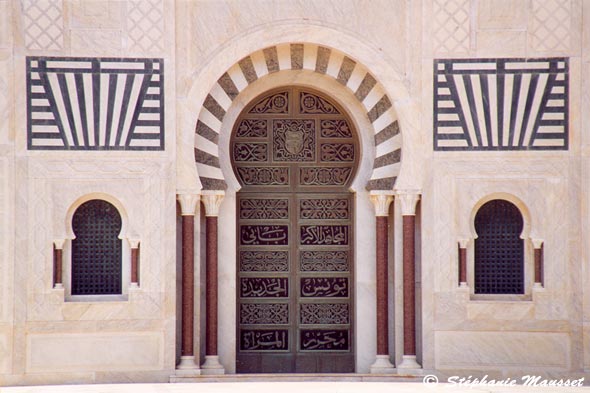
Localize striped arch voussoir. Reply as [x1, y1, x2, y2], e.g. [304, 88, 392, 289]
[194, 43, 402, 191]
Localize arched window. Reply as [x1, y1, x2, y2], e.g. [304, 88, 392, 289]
[474, 199, 524, 294]
[72, 199, 122, 295]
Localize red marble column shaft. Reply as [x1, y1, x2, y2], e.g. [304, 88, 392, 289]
[181, 215, 194, 357]
[459, 246, 467, 285]
[54, 247, 62, 286]
[206, 216, 218, 356]
[376, 216, 389, 355]
[131, 246, 139, 284]
[403, 215, 416, 356]
[534, 246, 543, 284]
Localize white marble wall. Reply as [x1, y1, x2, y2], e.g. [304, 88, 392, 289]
[1, 0, 179, 386]
[421, 0, 586, 379]
[1, 0, 590, 385]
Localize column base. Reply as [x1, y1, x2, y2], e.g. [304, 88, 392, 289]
[175, 355, 201, 375]
[201, 355, 225, 375]
[369, 354, 396, 374]
[396, 355, 423, 375]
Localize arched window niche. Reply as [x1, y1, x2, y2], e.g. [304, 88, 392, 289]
[64, 194, 132, 301]
[467, 194, 534, 300]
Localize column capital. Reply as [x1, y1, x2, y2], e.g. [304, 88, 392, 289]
[202, 191, 225, 217]
[458, 238, 470, 248]
[128, 238, 140, 248]
[53, 239, 65, 250]
[177, 193, 200, 216]
[396, 190, 421, 216]
[369, 191, 394, 217]
[531, 238, 544, 249]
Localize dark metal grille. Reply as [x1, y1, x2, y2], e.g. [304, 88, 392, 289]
[72, 199, 122, 295]
[474, 199, 524, 294]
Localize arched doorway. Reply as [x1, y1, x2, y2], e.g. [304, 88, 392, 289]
[231, 86, 359, 373]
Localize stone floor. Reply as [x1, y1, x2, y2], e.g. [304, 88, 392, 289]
[2, 381, 589, 393]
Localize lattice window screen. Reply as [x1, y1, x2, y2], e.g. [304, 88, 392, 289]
[72, 200, 122, 295]
[474, 199, 524, 294]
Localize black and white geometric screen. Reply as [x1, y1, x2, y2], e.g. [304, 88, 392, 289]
[27, 57, 164, 150]
[434, 58, 568, 151]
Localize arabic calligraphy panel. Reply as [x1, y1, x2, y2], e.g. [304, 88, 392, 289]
[299, 251, 349, 272]
[240, 277, 289, 298]
[299, 198, 349, 220]
[300, 303, 350, 324]
[240, 198, 289, 219]
[300, 329, 349, 351]
[240, 303, 289, 324]
[240, 251, 289, 272]
[240, 329, 289, 351]
[236, 167, 289, 186]
[300, 225, 348, 246]
[300, 277, 349, 298]
[240, 225, 289, 245]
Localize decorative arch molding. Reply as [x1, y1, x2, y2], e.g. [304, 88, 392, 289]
[194, 43, 402, 192]
[468, 192, 532, 241]
[65, 192, 130, 240]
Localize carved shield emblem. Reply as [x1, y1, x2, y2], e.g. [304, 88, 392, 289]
[284, 124, 304, 155]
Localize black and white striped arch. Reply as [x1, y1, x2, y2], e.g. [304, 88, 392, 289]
[27, 57, 164, 150]
[195, 44, 402, 191]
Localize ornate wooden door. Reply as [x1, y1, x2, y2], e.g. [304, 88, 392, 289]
[232, 87, 358, 373]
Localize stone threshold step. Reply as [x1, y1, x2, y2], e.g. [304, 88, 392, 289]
[170, 373, 423, 383]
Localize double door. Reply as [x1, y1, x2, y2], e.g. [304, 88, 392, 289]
[236, 192, 354, 373]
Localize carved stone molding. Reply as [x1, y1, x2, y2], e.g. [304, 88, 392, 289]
[177, 194, 200, 216]
[369, 192, 394, 217]
[53, 238, 65, 250]
[458, 238, 470, 248]
[128, 238, 140, 249]
[397, 191, 421, 216]
[531, 238, 544, 249]
[202, 191, 225, 217]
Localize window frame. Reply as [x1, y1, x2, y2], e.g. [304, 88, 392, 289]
[467, 194, 533, 301]
[64, 194, 131, 302]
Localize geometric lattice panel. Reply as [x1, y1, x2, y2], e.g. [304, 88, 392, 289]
[434, 58, 568, 150]
[27, 57, 164, 150]
[22, 0, 64, 51]
[531, 0, 571, 52]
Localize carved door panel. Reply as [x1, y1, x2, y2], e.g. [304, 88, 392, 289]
[233, 88, 357, 373]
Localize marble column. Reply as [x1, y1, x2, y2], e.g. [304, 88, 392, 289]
[129, 239, 140, 288]
[458, 239, 469, 288]
[369, 192, 395, 373]
[532, 239, 544, 288]
[176, 194, 200, 374]
[53, 239, 64, 289]
[201, 191, 225, 375]
[397, 191, 422, 372]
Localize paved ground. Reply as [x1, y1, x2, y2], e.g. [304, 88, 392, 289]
[2, 381, 590, 393]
